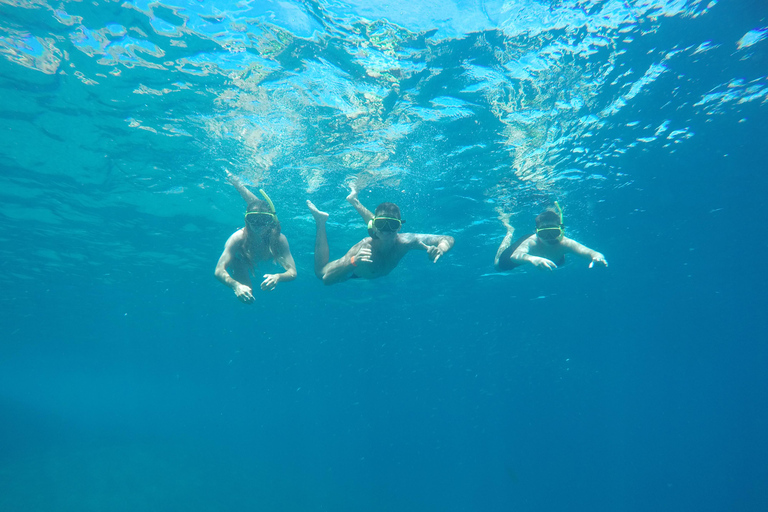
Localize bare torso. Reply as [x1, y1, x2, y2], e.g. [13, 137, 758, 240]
[226, 228, 276, 282]
[516, 235, 568, 262]
[347, 235, 413, 279]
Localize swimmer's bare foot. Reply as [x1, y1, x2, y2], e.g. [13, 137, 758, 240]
[307, 200, 329, 223]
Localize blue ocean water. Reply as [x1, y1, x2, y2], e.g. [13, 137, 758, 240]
[1, 0, 767, 510]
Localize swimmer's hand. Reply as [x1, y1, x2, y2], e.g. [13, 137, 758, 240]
[420, 242, 445, 263]
[589, 253, 608, 268]
[352, 246, 373, 265]
[234, 283, 255, 303]
[529, 256, 557, 270]
[261, 274, 280, 291]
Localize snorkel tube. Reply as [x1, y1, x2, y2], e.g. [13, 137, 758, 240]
[554, 201, 563, 225]
[259, 188, 278, 221]
[553, 201, 564, 242]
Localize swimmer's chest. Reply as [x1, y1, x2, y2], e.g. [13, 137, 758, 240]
[365, 244, 407, 275]
[528, 240, 567, 265]
[238, 238, 273, 264]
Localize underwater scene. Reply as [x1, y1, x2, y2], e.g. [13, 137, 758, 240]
[1, 0, 767, 510]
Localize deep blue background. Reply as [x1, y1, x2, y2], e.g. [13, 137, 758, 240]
[3, 111, 767, 509]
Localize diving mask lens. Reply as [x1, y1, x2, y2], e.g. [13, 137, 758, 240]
[537, 226, 563, 241]
[374, 217, 401, 232]
[245, 212, 276, 227]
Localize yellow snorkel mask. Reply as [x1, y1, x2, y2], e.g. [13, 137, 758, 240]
[368, 216, 402, 232]
[367, 216, 404, 238]
[244, 189, 278, 227]
[536, 201, 564, 242]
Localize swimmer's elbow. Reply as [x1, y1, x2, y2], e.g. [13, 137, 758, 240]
[321, 271, 342, 286]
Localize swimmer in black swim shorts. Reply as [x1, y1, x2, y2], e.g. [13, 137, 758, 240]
[307, 184, 454, 286]
[494, 202, 607, 271]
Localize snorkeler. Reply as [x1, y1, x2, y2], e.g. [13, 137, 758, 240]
[306, 186, 454, 285]
[494, 202, 607, 271]
[214, 171, 297, 303]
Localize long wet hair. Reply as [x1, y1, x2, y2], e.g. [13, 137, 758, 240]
[241, 198, 281, 264]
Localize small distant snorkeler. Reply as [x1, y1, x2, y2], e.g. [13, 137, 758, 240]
[215, 171, 297, 303]
[494, 202, 607, 271]
[306, 185, 455, 285]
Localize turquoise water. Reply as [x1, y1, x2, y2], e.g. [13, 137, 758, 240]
[1, 0, 767, 510]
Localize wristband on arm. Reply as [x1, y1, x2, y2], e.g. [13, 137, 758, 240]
[350, 255, 357, 266]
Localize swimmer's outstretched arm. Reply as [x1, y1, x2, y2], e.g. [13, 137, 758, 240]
[560, 237, 608, 267]
[215, 231, 256, 303]
[226, 170, 259, 205]
[346, 186, 374, 224]
[404, 233, 454, 263]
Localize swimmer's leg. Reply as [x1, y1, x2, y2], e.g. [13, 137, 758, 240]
[227, 170, 259, 205]
[307, 200, 331, 279]
[494, 208, 515, 269]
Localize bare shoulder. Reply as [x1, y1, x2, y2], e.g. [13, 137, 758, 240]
[218, 229, 245, 267]
[223, 228, 244, 246]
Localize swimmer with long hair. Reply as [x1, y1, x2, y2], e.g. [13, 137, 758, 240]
[215, 171, 297, 303]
